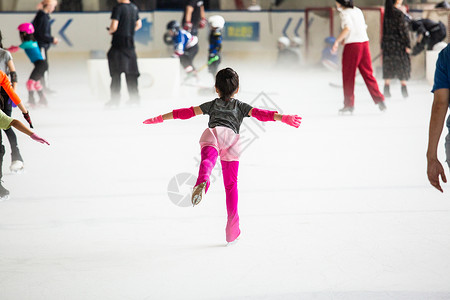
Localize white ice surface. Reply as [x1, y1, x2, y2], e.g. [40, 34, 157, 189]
[1, 54, 450, 300]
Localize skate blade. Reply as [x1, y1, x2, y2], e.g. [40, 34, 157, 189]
[226, 236, 241, 247]
[191, 182, 207, 207]
[10, 168, 24, 174]
[0, 195, 10, 202]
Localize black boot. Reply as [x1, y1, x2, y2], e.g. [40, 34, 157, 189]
[0, 144, 8, 200]
[384, 85, 391, 98]
[401, 85, 408, 98]
[28, 91, 36, 106]
[37, 90, 48, 106]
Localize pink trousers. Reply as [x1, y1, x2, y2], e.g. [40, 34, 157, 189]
[195, 127, 241, 242]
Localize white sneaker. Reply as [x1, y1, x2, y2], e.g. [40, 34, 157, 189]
[10, 160, 24, 173]
[191, 182, 207, 206]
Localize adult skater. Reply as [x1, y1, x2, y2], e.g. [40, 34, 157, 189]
[32, 0, 59, 92]
[410, 18, 447, 56]
[207, 15, 225, 77]
[167, 20, 198, 76]
[11, 23, 49, 106]
[0, 71, 49, 200]
[106, 0, 141, 107]
[382, 0, 411, 98]
[427, 44, 450, 193]
[142, 67, 302, 245]
[0, 31, 33, 173]
[332, 0, 386, 114]
[182, 0, 207, 36]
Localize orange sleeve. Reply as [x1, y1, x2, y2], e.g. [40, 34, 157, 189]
[0, 71, 21, 105]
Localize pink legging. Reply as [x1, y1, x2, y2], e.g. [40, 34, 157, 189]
[195, 146, 241, 242]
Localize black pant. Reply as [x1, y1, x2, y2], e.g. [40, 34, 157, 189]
[180, 44, 199, 69]
[0, 89, 23, 179]
[110, 73, 139, 102]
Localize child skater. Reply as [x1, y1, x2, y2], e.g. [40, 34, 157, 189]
[0, 70, 49, 200]
[166, 20, 199, 77]
[0, 30, 33, 173]
[143, 67, 301, 245]
[9, 23, 48, 107]
[207, 15, 225, 78]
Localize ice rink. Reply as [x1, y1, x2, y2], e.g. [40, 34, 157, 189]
[1, 53, 450, 300]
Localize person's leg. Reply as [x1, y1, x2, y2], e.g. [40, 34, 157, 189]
[1, 94, 23, 163]
[125, 73, 140, 103]
[0, 142, 8, 198]
[109, 73, 121, 104]
[358, 41, 385, 104]
[192, 145, 218, 206]
[221, 160, 240, 243]
[342, 43, 360, 108]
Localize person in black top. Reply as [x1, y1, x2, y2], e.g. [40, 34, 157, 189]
[142, 67, 301, 245]
[32, 0, 59, 92]
[106, 0, 142, 107]
[410, 18, 447, 56]
[182, 0, 207, 36]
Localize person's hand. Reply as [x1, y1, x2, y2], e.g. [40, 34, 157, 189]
[23, 112, 34, 128]
[30, 133, 50, 145]
[427, 158, 447, 192]
[53, 37, 59, 44]
[331, 41, 339, 54]
[281, 115, 302, 128]
[7, 46, 19, 53]
[199, 18, 207, 29]
[143, 115, 163, 124]
[406, 47, 412, 54]
[183, 22, 193, 31]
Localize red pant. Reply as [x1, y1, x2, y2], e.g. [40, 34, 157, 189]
[342, 41, 384, 107]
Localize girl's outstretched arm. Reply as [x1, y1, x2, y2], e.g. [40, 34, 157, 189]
[249, 108, 301, 128]
[9, 119, 49, 145]
[144, 106, 203, 124]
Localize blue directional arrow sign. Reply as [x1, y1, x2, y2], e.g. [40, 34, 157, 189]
[135, 18, 152, 45]
[282, 17, 304, 37]
[59, 19, 73, 46]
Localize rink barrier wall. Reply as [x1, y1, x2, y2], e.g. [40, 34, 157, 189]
[0, 9, 440, 80]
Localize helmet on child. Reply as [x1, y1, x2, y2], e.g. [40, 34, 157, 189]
[18, 23, 35, 34]
[278, 36, 290, 47]
[167, 20, 180, 32]
[324, 36, 336, 45]
[208, 15, 225, 29]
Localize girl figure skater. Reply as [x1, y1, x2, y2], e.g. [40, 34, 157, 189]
[143, 67, 301, 245]
[332, 0, 386, 114]
[0, 70, 49, 200]
[10, 23, 48, 107]
[0, 30, 33, 173]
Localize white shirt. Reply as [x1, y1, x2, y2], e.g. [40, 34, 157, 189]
[339, 6, 369, 44]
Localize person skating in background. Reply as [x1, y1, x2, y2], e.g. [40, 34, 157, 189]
[332, 0, 386, 114]
[321, 36, 340, 71]
[142, 67, 301, 245]
[410, 18, 447, 56]
[289, 36, 303, 66]
[0, 71, 49, 200]
[106, 0, 141, 107]
[32, 0, 59, 92]
[182, 0, 207, 36]
[167, 20, 199, 77]
[0, 31, 33, 173]
[382, 0, 411, 98]
[276, 36, 299, 69]
[207, 15, 225, 78]
[9, 23, 49, 107]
